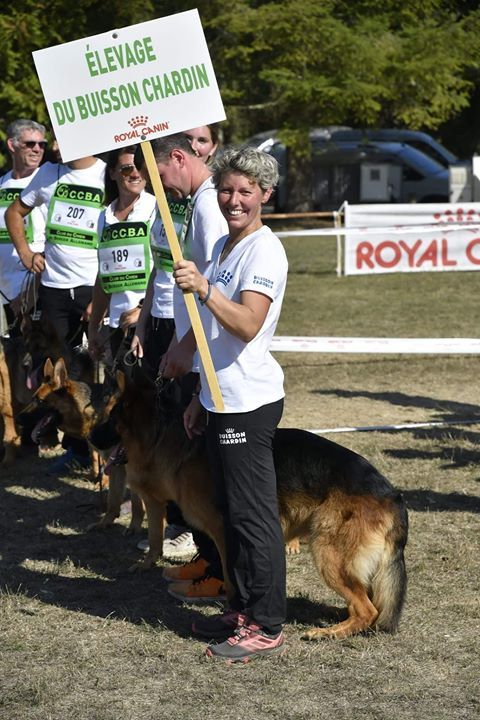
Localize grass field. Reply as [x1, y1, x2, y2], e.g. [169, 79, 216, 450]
[1, 233, 479, 720]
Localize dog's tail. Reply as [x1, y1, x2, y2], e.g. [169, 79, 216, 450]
[370, 493, 408, 633]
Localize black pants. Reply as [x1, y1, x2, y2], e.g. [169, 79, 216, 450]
[38, 284, 92, 354]
[206, 399, 286, 634]
[142, 316, 175, 380]
[39, 284, 93, 456]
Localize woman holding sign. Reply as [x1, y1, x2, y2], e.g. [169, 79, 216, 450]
[88, 147, 157, 363]
[169, 146, 288, 664]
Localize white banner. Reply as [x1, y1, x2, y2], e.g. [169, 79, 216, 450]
[344, 201, 480, 228]
[32, 10, 225, 162]
[344, 202, 480, 275]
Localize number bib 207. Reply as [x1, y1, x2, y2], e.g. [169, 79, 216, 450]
[98, 220, 151, 293]
[46, 183, 104, 249]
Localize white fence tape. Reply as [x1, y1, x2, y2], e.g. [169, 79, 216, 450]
[273, 335, 480, 433]
[276, 223, 480, 238]
[308, 419, 480, 435]
[271, 336, 480, 353]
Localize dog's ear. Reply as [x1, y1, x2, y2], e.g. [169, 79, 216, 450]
[43, 358, 54, 379]
[53, 358, 69, 388]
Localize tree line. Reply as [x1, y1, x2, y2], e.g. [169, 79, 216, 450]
[1, 0, 479, 163]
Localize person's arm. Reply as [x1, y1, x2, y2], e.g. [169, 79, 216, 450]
[5, 198, 45, 273]
[159, 327, 197, 377]
[173, 260, 271, 343]
[183, 394, 207, 439]
[88, 275, 110, 359]
[130, 268, 156, 358]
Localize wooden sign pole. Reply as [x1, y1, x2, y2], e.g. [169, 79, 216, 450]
[141, 140, 224, 412]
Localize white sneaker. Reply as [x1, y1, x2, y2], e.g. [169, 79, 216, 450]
[162, 531, 196, 559]
[137, 538, 149, 552]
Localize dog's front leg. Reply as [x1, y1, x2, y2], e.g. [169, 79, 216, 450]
[129, 497, 166, 572]
[87, 463, 125, 530]
[126, 490, 145, 534]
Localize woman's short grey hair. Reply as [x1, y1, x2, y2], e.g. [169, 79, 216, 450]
[212, 146, 279, 191]
[7, 119, 46, 144]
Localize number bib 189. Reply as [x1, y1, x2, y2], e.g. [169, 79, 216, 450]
[98, 220, 151, 293]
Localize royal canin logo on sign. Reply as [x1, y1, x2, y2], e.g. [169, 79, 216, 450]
[113, 116, 170, 143]
[433, 208, 480, 223]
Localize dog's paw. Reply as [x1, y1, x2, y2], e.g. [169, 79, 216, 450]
[285, 538, 301, 555]
[124, 523, 143, 536]
[86, 514, 118, 531]
[301, 627, 332, 641]
[128, 557, 158, 572]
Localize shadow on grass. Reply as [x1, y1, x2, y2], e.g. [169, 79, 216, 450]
[1, 455, 346, 637]
[401, 488, 480, 513]
[315, 388, 480, 418]
[315, 388, 480, 477]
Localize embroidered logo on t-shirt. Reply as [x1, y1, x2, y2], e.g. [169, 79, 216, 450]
[217, 269, 233, 286]
[253, 274, 274, 289]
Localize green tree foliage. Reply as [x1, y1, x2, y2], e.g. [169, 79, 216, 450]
[0, 0, 478, 159]
[0, 1, 154, 144]
[204, 0, 480, 147]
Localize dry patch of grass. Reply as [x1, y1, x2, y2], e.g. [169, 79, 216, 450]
[1, 234, 479, 719]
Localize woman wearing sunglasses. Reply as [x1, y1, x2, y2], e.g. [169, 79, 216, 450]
[88, 147, 159, 363]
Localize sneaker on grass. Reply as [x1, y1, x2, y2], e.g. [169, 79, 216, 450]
[205, 622, 285, 664]
[162, 530, 197, 559]
[167, 575, 226, 604]
[47, 447, 91, 475]
[192, 609, 246, 640]
[162, 555, 208, 582]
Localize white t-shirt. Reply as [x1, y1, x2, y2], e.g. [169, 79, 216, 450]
[199, 225, 288, 413]
[173, 176, 228, 339]
[21, 159, 105, 288]
[97, 191, 156, 328]
[0, 169, 46, 304]
[149, 197, 185, 320]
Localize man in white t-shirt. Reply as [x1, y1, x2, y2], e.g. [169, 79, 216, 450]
[6, 155, 105, 351]
[134, 133, 228, 597]
[6, 154, 106, 469]
[147, 133, 228, 379]
[0, 118, 47, 334]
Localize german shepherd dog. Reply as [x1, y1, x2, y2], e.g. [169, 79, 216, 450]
[91, 370, 408, 640]
[1, 311, 93, 463]
[22, 357, 143, 532]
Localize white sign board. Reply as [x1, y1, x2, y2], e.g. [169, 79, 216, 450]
[32, 9, 225, 162]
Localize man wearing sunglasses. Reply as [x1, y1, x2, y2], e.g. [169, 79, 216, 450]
[0, 119, 47, 333]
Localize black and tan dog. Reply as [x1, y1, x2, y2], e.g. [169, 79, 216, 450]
[91, 370, 408, 640]
[1, 311, 93, 463]
[23, 357, 143, 532]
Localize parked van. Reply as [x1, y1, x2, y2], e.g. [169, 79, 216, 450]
[247, 128, 453, 211]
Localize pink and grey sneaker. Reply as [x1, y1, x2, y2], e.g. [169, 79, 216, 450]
[192, 609, 247, 640]
[205, 621, 285, 664]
